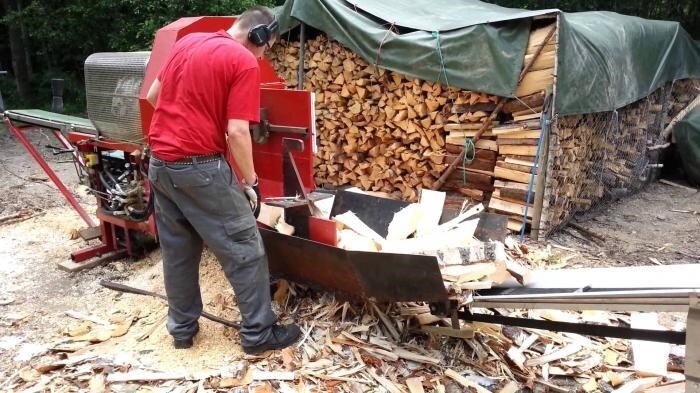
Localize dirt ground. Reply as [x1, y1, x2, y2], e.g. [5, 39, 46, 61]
[539, 182, 700, 269]
[0, 126, 698, 388]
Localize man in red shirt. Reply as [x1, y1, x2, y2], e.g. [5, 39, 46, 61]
[145, 6, 300, 354]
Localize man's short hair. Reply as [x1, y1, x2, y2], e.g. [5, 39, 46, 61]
[235, 6, 279, 41]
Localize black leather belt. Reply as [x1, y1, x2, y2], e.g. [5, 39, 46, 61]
[152, 153, 222, 165]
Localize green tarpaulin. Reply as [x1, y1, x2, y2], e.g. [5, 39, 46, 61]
[275, 0, 700, 116]
[673, 108, 700, 184]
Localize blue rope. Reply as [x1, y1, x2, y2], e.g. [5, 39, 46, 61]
[519, 95, 550, 242]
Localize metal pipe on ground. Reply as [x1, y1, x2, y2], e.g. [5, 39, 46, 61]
[99, 280, 241, 329]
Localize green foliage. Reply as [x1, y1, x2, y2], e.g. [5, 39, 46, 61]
[0, 0, 283, 113]
[489, 0, 699, 37]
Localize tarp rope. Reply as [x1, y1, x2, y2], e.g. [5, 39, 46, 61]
[433, 30, 476, 186]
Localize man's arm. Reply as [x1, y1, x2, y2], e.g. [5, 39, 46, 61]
[226, 119, 257, 185]
[146, 78, 161, 108]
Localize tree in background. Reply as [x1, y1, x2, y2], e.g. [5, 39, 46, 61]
[490, 0, 699, 37]
[2, 0, 31, 102]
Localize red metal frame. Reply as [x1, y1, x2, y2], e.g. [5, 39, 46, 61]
[4, 119, 96, 227]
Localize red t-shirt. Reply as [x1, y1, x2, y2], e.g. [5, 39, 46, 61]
[149, 30, 260, 161]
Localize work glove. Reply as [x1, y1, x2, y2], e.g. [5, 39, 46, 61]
[242, 177, 261, 218]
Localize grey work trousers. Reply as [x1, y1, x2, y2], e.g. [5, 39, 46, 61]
[148, 156, 276, 347]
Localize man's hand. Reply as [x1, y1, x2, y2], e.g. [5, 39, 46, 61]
[242, 178, 261, 218]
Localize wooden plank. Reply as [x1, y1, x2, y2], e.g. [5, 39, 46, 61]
[499, 145, 538, 156]
[687, 302, 700, 393]
[492, 121, 540, 135]
[496, 161, 537, 174]
[494, 180, 530, 190]
[333, 211, 384, 243]
[497, 138, 539, 146]
[527, 25, 556, 50]
[475, 139, 498, 151]
[447, 137, 498, 151]
[436, 203, 484, 232]
[461, 167, 495, 177]
[525, 42, 555, 56]
[489, 197, 532, 218]
[442, 263, 497, 283]
[523, 50, 555, 71]
[386, 204, 422, 241]
[512, 106, 543, 117]
[445, 156, 495, 171]
[419, 325, 474, 339]
[505, 157, 535, 167]
[447, 129, 495, 137]
[449, 170, 492, 185]
[515, 68, 554, 97]
[79, 226, 101, 241]
[493, 188, 535, 205]
[445, 144, 498, 160]
[416, 189, 445, 238]
[444, 369, 492, 393]
[630, 313, 670, 376]
[448, 180, 494, 192]
[513, 112, 541, 122]
[499, 188, 535, 203]
[494, 166, 535, 184]
[498, 130, 541, 139]
[524, 344, 582, 367]
[503, 155, 535, 163]
[444, 122, 488, 131]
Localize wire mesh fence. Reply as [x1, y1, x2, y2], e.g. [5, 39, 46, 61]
[541, 79, 699, 235]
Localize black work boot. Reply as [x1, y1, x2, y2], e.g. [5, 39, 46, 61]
[242, 323, 302, 355]
[173, 323, 199, 349]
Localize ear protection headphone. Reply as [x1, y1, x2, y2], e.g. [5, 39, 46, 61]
[248, 18, 279, 47]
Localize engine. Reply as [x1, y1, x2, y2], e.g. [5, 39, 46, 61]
[94, 150, 149, 220]
[81, 52, 152, 222]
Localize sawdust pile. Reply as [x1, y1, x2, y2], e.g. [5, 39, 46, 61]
[1, 242, 688, 393]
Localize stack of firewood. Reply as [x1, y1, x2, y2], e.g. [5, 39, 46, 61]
[543, 90, 667, 229]
[484, 25, 555, 231]
[268, 23, 555, 220]
[271, 37, 455, 201]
